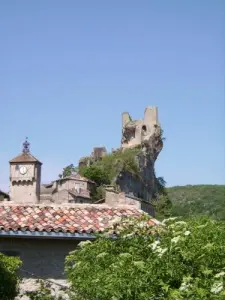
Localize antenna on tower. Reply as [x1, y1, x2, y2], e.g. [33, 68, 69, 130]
[22, 137, 30, 153]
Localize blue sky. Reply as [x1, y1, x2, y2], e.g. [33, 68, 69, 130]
[0, 1, 224, 192]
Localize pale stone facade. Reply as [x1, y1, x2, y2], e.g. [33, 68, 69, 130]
[9, 140, 42, 204]
[121, 106, 159, 148]
[40, 174, 95, 204]
[8, 139, 94, 205]
[105, 189, 155, 217]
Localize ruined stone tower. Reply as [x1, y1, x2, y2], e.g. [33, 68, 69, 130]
[121, 106, 159, 149]
[117, 106, 163, 202]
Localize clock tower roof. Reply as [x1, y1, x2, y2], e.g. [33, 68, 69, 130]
[9, 138, 42, 164]
[9, 152, 42, 164]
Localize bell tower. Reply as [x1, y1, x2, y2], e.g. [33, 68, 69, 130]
[9, 138, 42, 204]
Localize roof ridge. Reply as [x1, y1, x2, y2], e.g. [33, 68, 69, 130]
[9, 152, 42, 164]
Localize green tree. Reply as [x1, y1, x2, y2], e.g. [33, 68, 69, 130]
[81, 165, 110, 187]
[66, 216, 225, 300]
[152, 173, 172, 219]
[59, 164, 78, 178]
[0, 253, 21, 300]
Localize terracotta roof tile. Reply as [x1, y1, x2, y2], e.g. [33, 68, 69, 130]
[0, 204, 158, 234]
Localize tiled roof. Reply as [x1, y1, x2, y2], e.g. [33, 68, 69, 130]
[9, 152, 41, 164]
[0, 204, 158, 234]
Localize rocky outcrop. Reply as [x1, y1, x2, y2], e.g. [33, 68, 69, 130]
[116, 123, 163, 202]
[117, 107, 163, 202]
[78, 106, 163, 203]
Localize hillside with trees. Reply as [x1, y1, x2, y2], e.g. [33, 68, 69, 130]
[167, 185, 225, 220]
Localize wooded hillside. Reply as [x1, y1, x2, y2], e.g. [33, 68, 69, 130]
[167, 185, 225, 220]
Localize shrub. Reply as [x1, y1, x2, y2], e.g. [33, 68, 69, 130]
[80, 148, 141, 187]
[65, 216, 225, 299]
[81, 165, 110, 187]
[0, 252, 22, 300]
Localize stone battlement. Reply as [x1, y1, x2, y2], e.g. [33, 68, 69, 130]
[121, 106, 159, 149]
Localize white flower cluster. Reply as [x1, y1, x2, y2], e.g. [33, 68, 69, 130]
[179, 276, 192, 292]
[78, 240, 92, 248]
[162, 217, 178, 224]
[149, 240, 168, 258]
[184, 230, 191, 236]
[214, 271, 225, 278]
[211, 281, 224, 294]
[171, 236, 180, 244]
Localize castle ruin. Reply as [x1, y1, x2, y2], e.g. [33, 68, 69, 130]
[121, 106, 159, 149]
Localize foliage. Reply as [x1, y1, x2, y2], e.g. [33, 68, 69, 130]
[0, 252, 22, 300]
[80, 148, 141, 188]
[152, 193, 172, 220]
[92, 186, 106, 202]
[59, 164, 78, 178]
[65, 216, 225, 300]
[81, 165, 110, 187]
[152, 174, 172, 220]
[167, 185, 225, 220]
[155, 176, 167, 195]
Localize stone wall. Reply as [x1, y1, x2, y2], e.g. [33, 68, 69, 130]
[9, 163, 41, 204]
[105, 190, 140, 208]
[121, 106, 159, 149]
[0, 237, 80, 299]
[10, 180, 39, 204]
[0, 238, 79, 279]
[56, 179, 88, 192]
[105, 190, 155, 217]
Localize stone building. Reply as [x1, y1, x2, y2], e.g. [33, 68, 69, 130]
[79, 146, 107, 168]
[77, 106, 163, 204]
[0, 202, 160, 299]
[9, 139, 42, 204]
[91, 147, 107, 160]
[121, 106, 160, 149]
[96, 189, 156, 217]
[0, 104, 162, 298]
[1, 137, 159, 299]
[40, 174, 95, 204]
[8, 138, 94, 205]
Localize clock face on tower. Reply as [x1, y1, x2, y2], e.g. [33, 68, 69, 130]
[19, 166, 27, 175]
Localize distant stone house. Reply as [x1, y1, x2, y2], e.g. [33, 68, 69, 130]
[40, 174, 96, 204]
